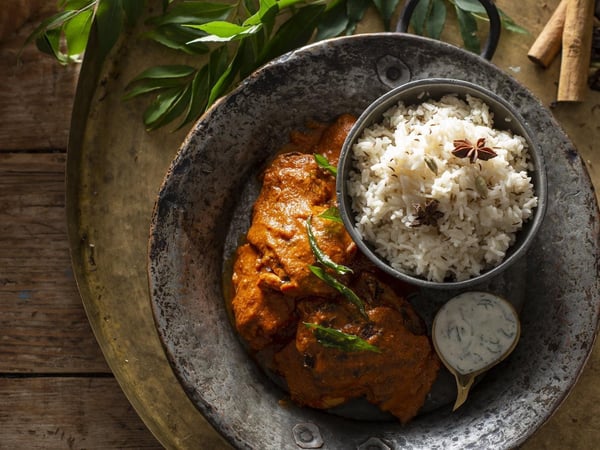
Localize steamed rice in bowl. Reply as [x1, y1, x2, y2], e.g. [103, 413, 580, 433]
[347, 94, 538, 282]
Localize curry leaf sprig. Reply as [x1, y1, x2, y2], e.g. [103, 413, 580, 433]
[125, 0, 333, 130]
[305, 171, 367, 319]
[304, 169, 376, 351]
[127, 0, 387, 130]
[306, 212, 365, 318]
[306, 154, 377, 352]
[25, 0, 96, 65]
[131, 0, 526, 130]
[28, 0, 526, 131]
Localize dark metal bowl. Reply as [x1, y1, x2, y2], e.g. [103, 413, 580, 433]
[337, 78, 548, 289]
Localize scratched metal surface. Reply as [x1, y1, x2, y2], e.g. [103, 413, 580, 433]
[148, 34, 600, 449]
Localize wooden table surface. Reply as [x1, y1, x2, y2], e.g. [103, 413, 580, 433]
[1, 2, 599, 449]
[0, 5, 162, 448]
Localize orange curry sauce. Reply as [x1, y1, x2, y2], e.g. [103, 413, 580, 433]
[230, 115, 440, 423]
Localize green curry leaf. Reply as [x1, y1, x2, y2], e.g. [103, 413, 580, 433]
[130, 64, 197, 81]
[309, 265, 367, 318]
[426, 0, 447, 39]
[314, 154, 337, 176]
[123, 64, 197, 103]
[257, 3, 326, 65]
[315, 1, 350, 40]
[24, 1, 95, 64]
[498, 10, 528, 35]
[306, 216, 353, 275]
[318, 207, 343, 224]
[371, 0, 401, 30]
[143, 25, 210, 54]
[95, 0, 124, 61]
[185, 22, 263, 43]
[63, 9, 94, 55]
[142, 85, 192, 131]
[454, 3, 480, 54]
[146, 1, 234, 26]
[304, 322, 381, 353]
[177, 66, 210, 129]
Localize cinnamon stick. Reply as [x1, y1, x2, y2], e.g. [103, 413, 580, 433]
[528, 0, 568, 68]
[557, 0, 595, 102]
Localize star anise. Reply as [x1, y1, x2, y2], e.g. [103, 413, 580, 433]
[452, 138, 497, 163]
[411, 199, 444, 227]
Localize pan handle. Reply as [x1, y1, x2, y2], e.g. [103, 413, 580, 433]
[396, 0, 501, 61]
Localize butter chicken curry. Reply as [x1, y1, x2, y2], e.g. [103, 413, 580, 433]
[230, 115, 440, 423]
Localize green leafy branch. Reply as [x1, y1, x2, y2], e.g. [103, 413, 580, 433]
[124, 0, 393, 131]
[27, 0, 526, 131]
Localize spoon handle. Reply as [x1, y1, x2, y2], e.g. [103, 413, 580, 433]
[453, 373, 475, 411]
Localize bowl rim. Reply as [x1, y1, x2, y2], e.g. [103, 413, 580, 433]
[336, 77, 548, 289]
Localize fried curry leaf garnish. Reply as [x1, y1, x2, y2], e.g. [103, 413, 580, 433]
[313, 154, 337, 176]
[303, 322, 381, 353]
[318, 206, 343, 224]
[306, 216, 353, 275]
[308, 265, 367, 318]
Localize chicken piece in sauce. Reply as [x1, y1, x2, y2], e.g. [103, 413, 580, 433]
[245, 114, 358, 298]
[231, 243, 297, 351]
[246, 153, 356, 298]
[272, 273, 440, 423]
[230, 114, 440, 423]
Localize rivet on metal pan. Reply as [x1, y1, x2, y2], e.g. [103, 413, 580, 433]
[292, 423, 324, 449]
[376, 55, 411, 89]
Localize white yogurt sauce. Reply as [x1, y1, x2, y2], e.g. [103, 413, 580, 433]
[433, 291, 520, 375]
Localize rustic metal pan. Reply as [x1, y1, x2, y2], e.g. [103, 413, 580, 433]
[65, 1, 600, 449]
[147, 5, 600, 450]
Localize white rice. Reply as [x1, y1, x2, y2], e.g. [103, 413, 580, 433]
[348, 94, 537, 282]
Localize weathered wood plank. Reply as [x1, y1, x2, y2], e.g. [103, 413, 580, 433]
[0, 6, 161, 448]
[0, 0, 56, 42]
[0, 152, 67, 171]
[0, 15, 79, 151]
[0, 377, 162, 449]
[0, 154, 109, 373]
